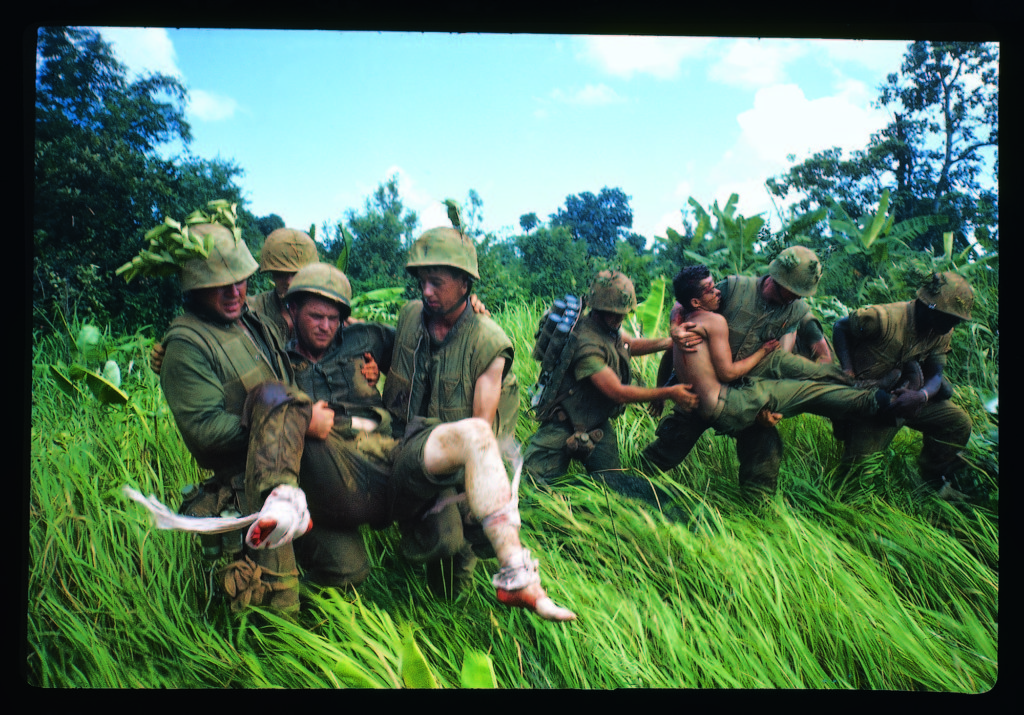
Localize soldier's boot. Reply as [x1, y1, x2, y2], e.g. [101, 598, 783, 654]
[218, 544, 300, 615]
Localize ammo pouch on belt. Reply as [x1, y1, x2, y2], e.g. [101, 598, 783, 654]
[566, 428, 604, 458]
[178, 477, 237, 517]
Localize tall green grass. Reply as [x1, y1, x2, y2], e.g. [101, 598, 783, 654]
[27, 304, 997, 689]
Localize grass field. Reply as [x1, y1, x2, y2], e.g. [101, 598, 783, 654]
[26, 301, 998, 690]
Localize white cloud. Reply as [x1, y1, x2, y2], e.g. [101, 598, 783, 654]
[577, 35, 714, 79]
[549, 83, 624, 106]
[735, 83, 889, 166]
[708, 38, 807, 89]
[810, 38, 910, 74]
[96, 27, 182, 79]
[187, 89, 239, 121]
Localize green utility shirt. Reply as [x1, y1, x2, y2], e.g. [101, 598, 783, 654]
[843, 300, 952, 380]
[160, 305, 293, 480]
[248, 289, 290, 345]
[542, 312, 631, 432]
[383, 299, 519, 441]
[287, 321, 396, 432]
[717, 275, 821, 368]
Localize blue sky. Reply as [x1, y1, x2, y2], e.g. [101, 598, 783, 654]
[93, 28, 911, 246]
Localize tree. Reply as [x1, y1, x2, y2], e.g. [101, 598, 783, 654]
[519, 212, 539, 234]
[33, 27, 254, 336]
[256, 213, 285, 238]
[326, 174, 419, 295]
[549, 187, 634, 259]
[515, 225, 590, 301]
[768, 41, 998, 257]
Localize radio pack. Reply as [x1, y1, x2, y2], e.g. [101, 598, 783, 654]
[528, 294, 583, 418]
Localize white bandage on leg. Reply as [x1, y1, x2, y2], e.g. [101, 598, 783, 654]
[491, 548, 540, 591]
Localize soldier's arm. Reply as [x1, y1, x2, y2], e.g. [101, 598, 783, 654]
[588, 365, 698, 410]
[831, 317, 855, 376]
[704, 311, 778, 383]
[472, 356, 507, 427]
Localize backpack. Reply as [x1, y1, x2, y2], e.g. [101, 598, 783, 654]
[527, 295, 583, 418]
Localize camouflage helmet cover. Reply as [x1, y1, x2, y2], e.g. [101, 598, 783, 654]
[285, 263, 353, 316]
[180, 223, 258, 291]
[916, 272, 973, 321]
[768, 246, 822, 297]
[587, 270, 637, 314]
[260, 228, 319, 273]
[405, 227, 480, 280]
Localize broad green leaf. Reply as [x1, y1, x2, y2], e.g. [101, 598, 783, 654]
[49, 365, 83, 400]
[633, 276, 668, 338]
[461, 650, 498, 689]
[400, 628, 438, 689]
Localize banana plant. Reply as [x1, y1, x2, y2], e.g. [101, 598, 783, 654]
[49, 322, 128, 406]
[828, 189, 946, 265]
[683, 194, 769, 277]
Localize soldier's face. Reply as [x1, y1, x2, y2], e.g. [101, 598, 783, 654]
[693, 277, 721, 312]
[294, 297, 343, 355]
[271, 271, 296, 299]
[195, 280, 248, 321]
[418, 267, 469, 316]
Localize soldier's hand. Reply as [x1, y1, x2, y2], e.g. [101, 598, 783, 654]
[469, 293, 491, 317]
[670, 322, 702, 353]
[668, 383, 699, 411]
[889, 388, 927, 419]
[761, 338, 781, 355]
[756, 408, 783, 427]
[150, 342, 166, 375]
[307, 400, 335, 440]
[361, 352, 380, 387]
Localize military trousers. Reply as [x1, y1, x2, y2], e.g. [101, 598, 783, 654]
[834, 397, 972, 485]
[523, 418, 620, 485]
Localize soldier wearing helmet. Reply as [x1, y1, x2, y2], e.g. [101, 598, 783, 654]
[831, 272, 976, 499]
[642, 246, 851, 499]
[159, 223, 335, 615]
[523, 270, 698, 491]
[380, 225, 576, 620]
[252, 227, 321, 341]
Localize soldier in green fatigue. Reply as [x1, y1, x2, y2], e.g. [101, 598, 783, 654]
[523, 270, 699, 496]
[158, 221, 335, 615]
[250, 227, 321, 342]
[641, 246, 853, 498]
[668, 264, 893, 441]
[831, 272, 976, 499]
[382, 226, 520, 598]
[279, 262, 397, 590]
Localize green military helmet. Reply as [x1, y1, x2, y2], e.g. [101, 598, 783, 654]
[405, 227, 480, 280]
[916, 272, 974, 321]
[260, 228, 319, 273]
[285, 263, 353, 318]
[180, 223, 259, 291]
[768, 246, 822, 297]
[587, 270, 637, 314]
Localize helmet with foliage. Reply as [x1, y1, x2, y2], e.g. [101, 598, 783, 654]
[260, 228, 319, 273]
[587, 270, 637, 314]
[768, 246, 822, 297]
[285, 263, 353, 318]
[916, 272, 974, 321]
[405, 227, 480, 280]
[180, 224, 259, 292]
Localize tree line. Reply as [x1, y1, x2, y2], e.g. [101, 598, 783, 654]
[32, 28, 998, 345]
